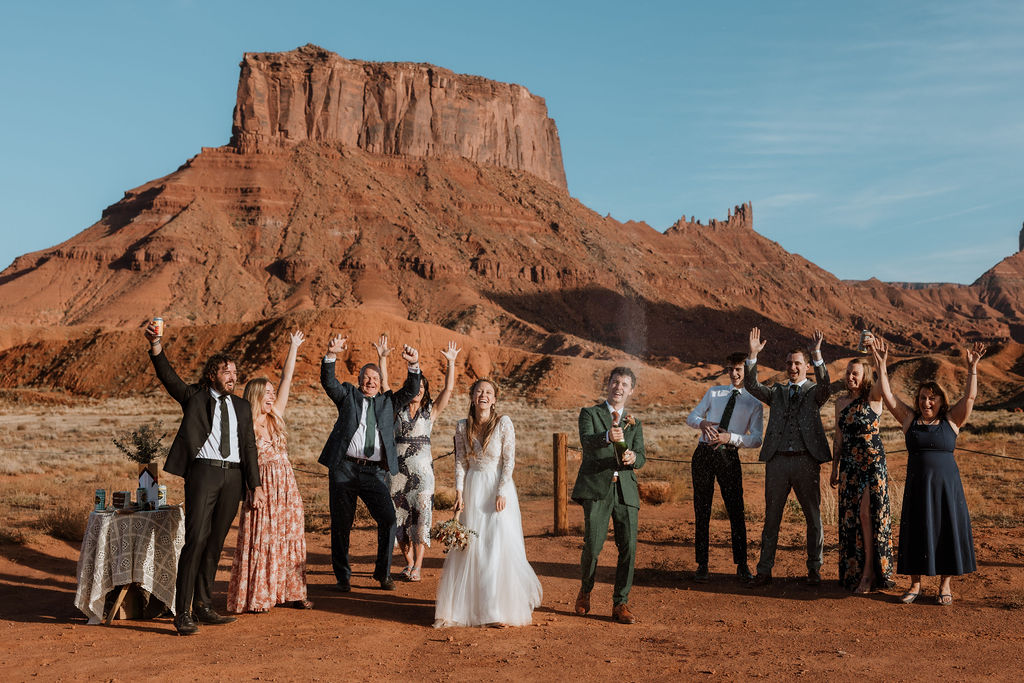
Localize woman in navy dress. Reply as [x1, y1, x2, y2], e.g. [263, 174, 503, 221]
[871, 337, 986, 606]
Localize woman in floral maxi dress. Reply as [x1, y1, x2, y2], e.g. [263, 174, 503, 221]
[830, 350, 894, 593]
[227, 330, 312, 613]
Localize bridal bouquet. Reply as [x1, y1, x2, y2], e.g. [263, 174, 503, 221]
[431, 518, 478, 553]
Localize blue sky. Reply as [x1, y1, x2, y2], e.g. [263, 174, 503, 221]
[1, 0, 1021, 282]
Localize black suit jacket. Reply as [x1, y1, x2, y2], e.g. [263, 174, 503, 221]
[317, 360, 421, 475]
[149, 351, 261, 492]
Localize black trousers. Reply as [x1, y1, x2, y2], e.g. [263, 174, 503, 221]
[691, 443, 747, 566]
[177, 461, 242, 616]
[328, 458, 397, 583]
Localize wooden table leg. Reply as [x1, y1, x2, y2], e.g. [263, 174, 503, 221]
[103, 585, 130, 626]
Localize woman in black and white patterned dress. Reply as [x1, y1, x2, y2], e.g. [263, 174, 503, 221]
[376, 336, 460, 582]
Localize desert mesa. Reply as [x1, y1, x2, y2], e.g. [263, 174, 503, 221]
[0, 43, 1022, 407]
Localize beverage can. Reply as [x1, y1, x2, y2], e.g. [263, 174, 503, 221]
[157, 484, 167, 508]
[152, 316, 164, 336]
[857, 329, 872, 354]
[95, 489, 106, 511]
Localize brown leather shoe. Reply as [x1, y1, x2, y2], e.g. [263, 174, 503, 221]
[612, 603, 636, 624]
[574, 589, 590, 616]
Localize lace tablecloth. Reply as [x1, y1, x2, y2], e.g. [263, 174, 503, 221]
[74, 506, 185, 624]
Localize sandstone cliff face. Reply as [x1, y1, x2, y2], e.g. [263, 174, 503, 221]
[230, 45, 567, 189]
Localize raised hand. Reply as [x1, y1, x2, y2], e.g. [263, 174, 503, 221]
[869, 336, 888, 365]
[441, 341, 462, 363]
[327, 334, 348, 355]
[372, 334, 392, 359]
[289, 330, 305, 348]
[401, 344, 419, 366]
[749, 327, 767, 358]
[966, 341, 987, 367]
[811, 329, 824, 352]
[144, 319, 162, 343]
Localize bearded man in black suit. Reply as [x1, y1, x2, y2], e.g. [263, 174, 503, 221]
[145, 323, 265, 636]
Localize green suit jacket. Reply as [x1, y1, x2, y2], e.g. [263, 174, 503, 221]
[572, 402, 646, 508]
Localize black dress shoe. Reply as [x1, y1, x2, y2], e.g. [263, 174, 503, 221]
[332, 581, 351, 593]
[736, 564, 754, 581]
[805, 569, 822, 586]
[378, 576, 396, 591]
[748, 573, 772, 587]
[694, 565, 710, 583]
[192, 603, 236, 625]
[174, 613, 199, 636]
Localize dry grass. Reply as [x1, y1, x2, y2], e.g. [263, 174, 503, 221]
[39, 506, 88, 541]
[433, 486, 456, 510]
[0, 527, 29, 545]
[638, 480, 673, 505]
[0, 393, 1022, 539]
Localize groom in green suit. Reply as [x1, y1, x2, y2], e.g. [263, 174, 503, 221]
[573, 367, 646, 624]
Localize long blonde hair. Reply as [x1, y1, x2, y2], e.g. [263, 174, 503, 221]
[466, 378, 500, 450]
[846, 358, 875, 398]
[244, 378, 287, 446]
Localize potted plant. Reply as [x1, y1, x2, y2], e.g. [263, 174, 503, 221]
[112, 423, 166, 507]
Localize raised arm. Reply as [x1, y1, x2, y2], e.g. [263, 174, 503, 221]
[371, 334, 392, 391]
[145, 321, 191, 405]
[947, 341, 986, 429]
[321, 334, 349, 405]
[391, 344, 422, 408]
[273, 330, 304, 417]
[811, 330, 831, 406]
[432, 341, 461, 418]
[869, 337, 914, 428]
[744, 327, 773, 404]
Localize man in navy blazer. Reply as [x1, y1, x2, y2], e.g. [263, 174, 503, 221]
[318, 333, 421, 591]
[145, 324, 264, 636]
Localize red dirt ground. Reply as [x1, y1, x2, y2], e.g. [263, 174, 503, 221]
[2, 497, 1022, 681]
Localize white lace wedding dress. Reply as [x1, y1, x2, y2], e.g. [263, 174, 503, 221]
[433, 416, 543, 627]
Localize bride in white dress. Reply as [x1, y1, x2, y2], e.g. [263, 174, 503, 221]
[433, 379, 543, 627]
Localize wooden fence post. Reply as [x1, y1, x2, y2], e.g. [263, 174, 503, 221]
[553, 432, 568, 536]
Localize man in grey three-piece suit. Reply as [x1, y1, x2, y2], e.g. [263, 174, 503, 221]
[744, 327, 831, 586]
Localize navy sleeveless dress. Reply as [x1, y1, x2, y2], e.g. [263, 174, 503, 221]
[897, 420, 975, 576]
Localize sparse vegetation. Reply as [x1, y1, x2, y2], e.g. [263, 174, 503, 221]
[39, 506, 88, 541]
[111, 423, 166, 464]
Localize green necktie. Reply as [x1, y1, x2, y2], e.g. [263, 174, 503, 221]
[219, 395, 231, 459]
[363, 397, 377, 457]
[789, 384, 799, 403]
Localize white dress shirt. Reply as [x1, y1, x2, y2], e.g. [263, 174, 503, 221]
[686, 385, 764, 448]
[346, 396, 383, 462]
[195, 388, 240, 463]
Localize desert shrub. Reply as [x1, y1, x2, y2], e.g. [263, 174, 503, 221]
[433, 487, 457, 510]
[40, 506, 88, 541]
[0, 527, 28, 545]
[638, 480, 672, 505]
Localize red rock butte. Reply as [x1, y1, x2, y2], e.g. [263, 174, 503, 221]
[0, 45, 1021, 408]
[231, 45, 567, 189]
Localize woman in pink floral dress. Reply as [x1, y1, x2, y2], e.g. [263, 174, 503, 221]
[227, 330, 312, 613]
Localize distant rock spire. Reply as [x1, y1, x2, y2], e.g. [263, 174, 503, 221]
[1019, 221, 1023, 252]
